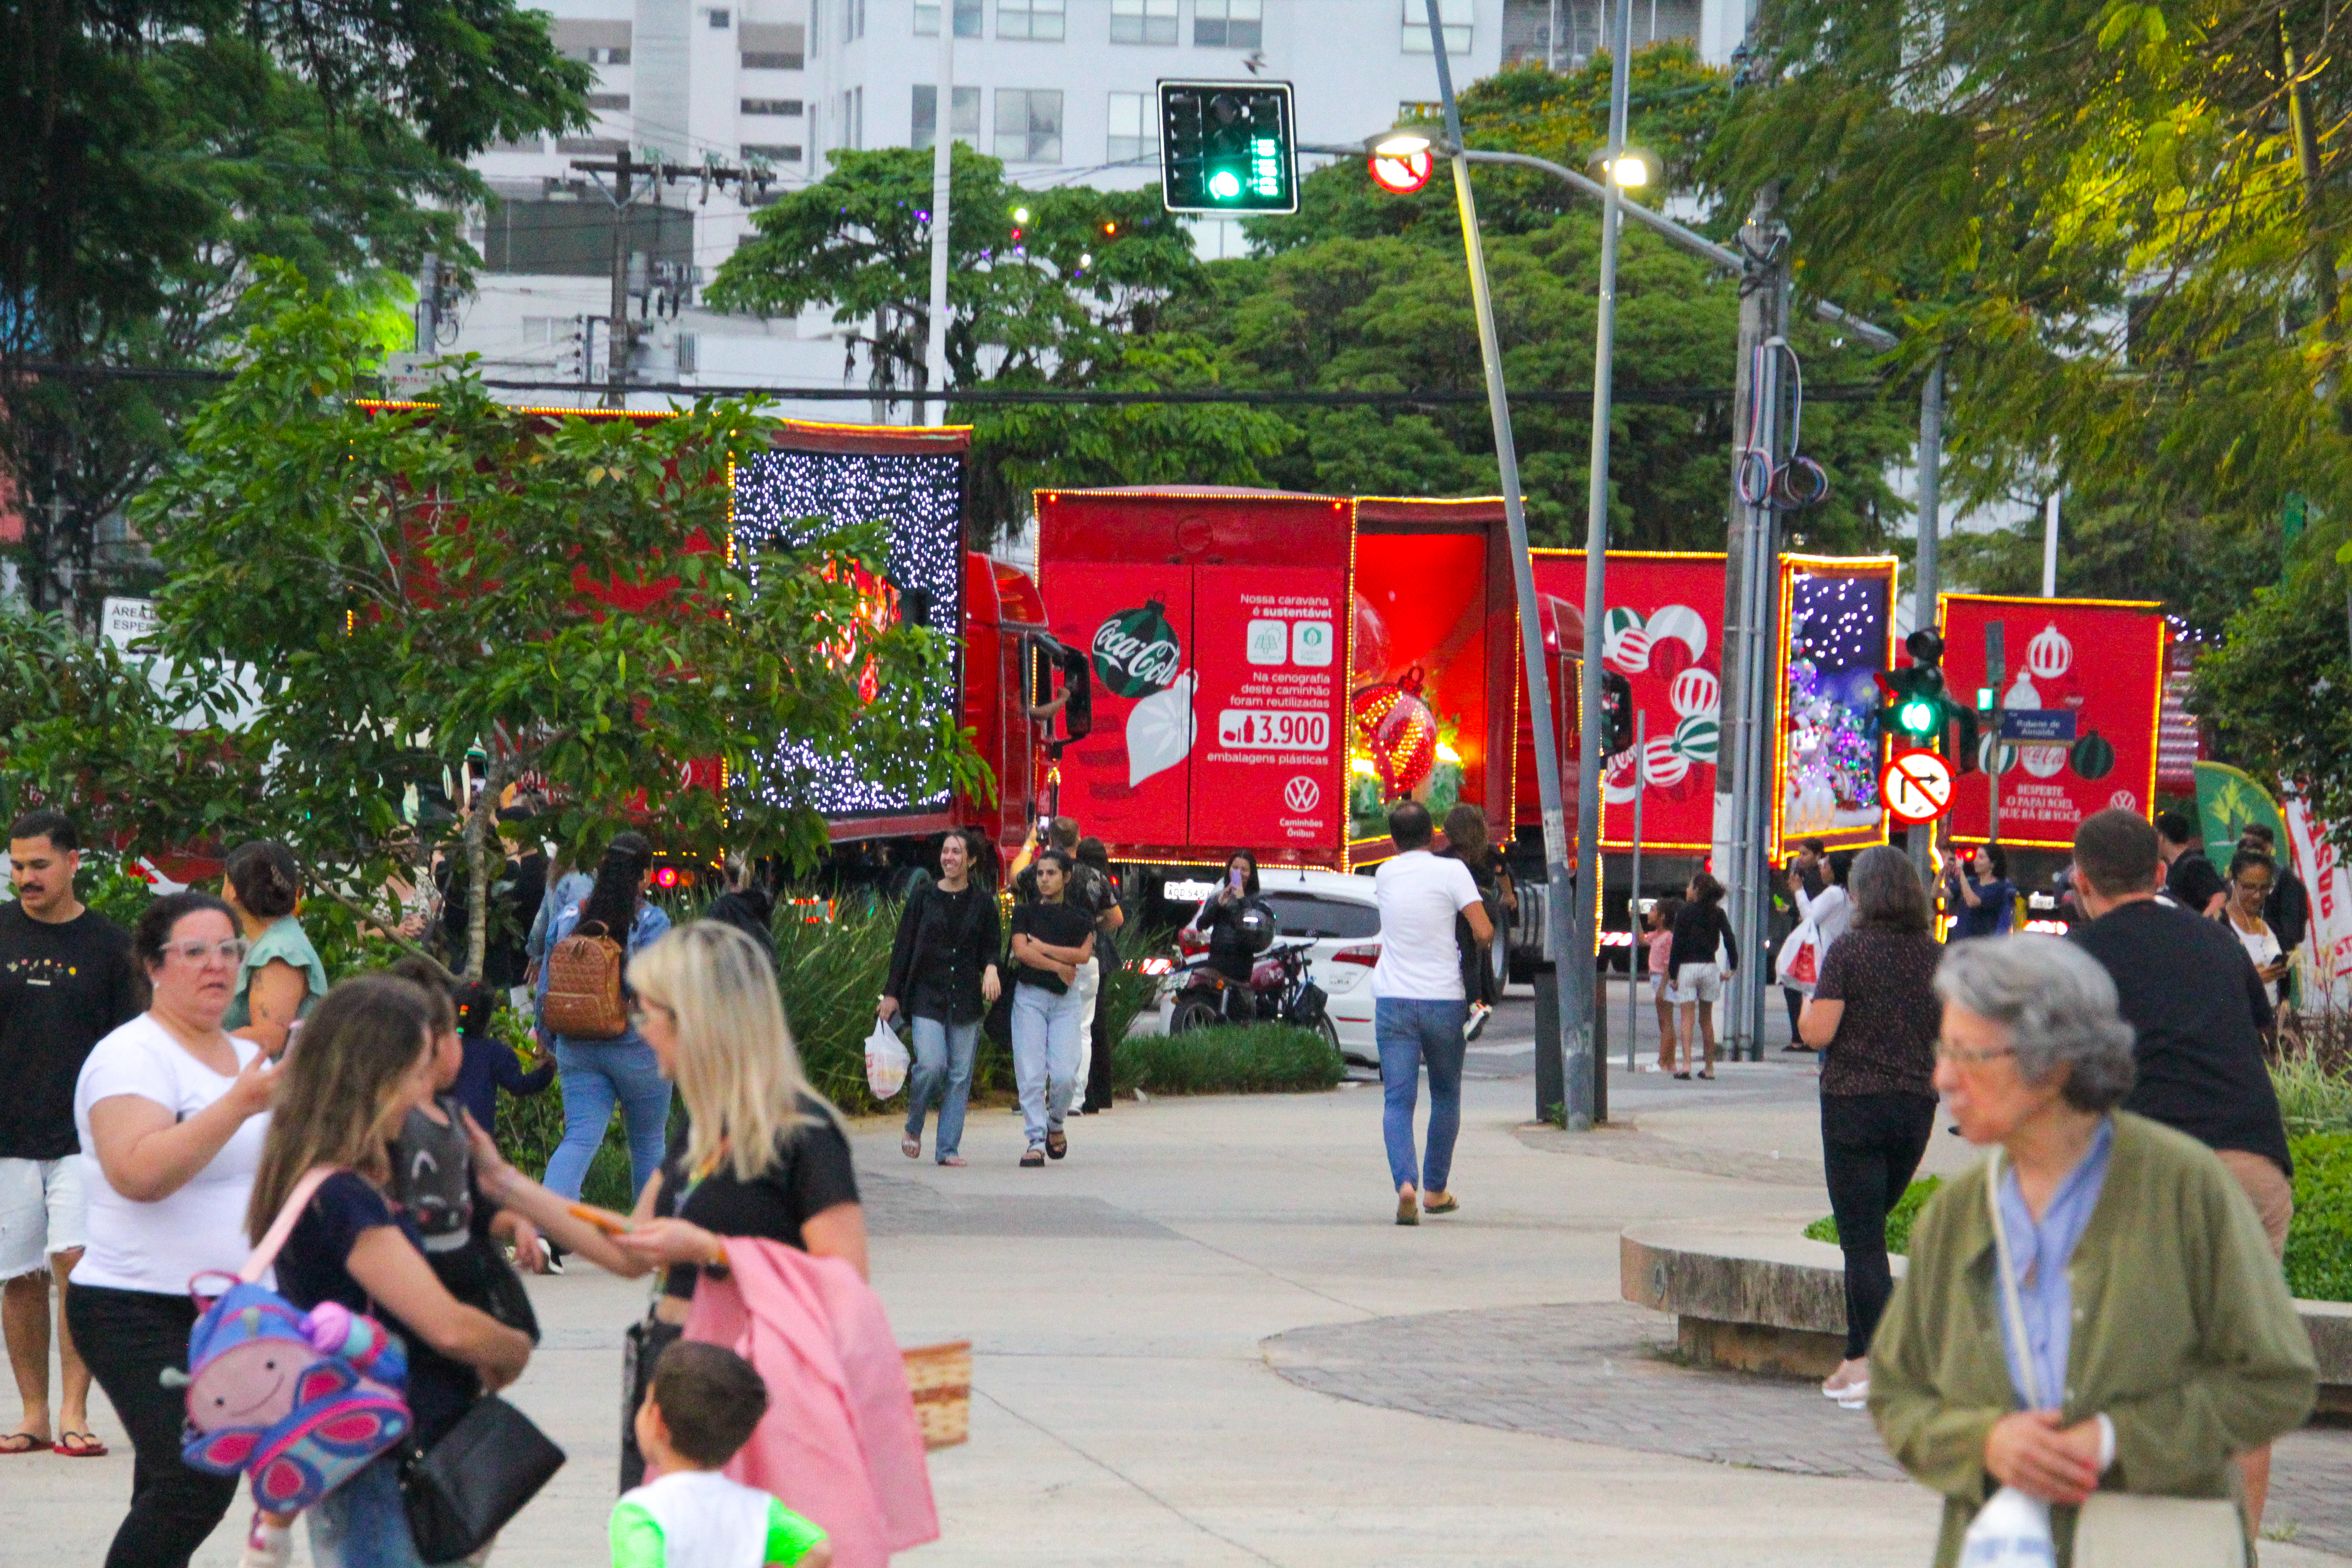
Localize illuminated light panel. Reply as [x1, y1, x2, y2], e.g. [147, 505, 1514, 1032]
[732, 447, 964, 818]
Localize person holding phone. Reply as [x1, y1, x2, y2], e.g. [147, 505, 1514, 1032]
[1181, 853, 1269, 1022]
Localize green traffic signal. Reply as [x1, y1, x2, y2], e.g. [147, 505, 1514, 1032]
[1159, 80, 1298, 215]
[1899, 696, 1939, 736]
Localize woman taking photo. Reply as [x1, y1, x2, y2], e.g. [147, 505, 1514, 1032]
[1798, 846, 1940, 1410]
[251, 975, 535, 1568]
[220, 839, 328, 1057]
[880, 828, 1001, 1166]
[69, 892, 277, 1568]
[1871, 936, 2316, 1568]
[535, 831, 672, 1205]
[1009, 852, 1095, 1167]
[1944, 841, 2017, 940]
[1181, 852, 1270, 1023]
[472, 922, 863, 1486]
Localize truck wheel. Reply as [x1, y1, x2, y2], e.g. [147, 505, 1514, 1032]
[1169, 996, 1222, 1035]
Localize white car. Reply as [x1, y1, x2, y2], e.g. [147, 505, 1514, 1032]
[1245, 867, 1387, 1067]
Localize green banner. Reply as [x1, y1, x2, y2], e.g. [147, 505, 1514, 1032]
[2193, 761, 2284, 854]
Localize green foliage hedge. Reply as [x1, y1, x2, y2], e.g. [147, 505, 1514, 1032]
[1112, 1024, 1343, 1096]
[1803, 1176, 1943, 1254]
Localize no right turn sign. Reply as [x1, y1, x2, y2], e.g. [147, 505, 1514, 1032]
[1881, 748, 1956, 826]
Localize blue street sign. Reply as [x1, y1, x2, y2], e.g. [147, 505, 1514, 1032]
[1999, 709, 2077, 742]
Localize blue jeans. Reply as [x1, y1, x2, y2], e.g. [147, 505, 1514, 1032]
[1011, 983, 1084, 1146]
[544, 1034, 672, 1204]
[904, 1014, 980, 1161]
[1377, 997, 1468, 1193]
[308, 1452, 432, 1568]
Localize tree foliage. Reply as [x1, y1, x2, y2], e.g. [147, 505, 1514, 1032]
[1708, 0, 2352, 628]
[114, 270, 979, 978]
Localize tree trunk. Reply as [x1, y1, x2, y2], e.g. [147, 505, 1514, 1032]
[2279, 15, 2342, 370]
[461, 754, 520, 982]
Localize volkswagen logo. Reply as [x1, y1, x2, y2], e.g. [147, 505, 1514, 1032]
[1284, 775, 1320, 813]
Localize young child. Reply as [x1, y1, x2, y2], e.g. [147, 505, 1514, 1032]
[1646, 897, 1682, 1073]
[612, 1343, 833, 1568]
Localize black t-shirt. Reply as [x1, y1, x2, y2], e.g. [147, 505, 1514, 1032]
[277, 1171, 480, 1446]
[0, 903, 142, 1160]
[1009, 900, 1095, 993]
[2072, 898, 2292, 1176]
[1813, 926, 1941, 1099]
[654, 1099, 860, 1300]
[2165, 851, 2228, 915]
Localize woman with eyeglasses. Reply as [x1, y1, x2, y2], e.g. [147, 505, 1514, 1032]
[68, 892, 279, 1568]
[2221, 849, 2290, 1021]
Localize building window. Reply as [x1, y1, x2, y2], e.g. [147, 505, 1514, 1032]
[913, 0, 982, 36]
[741, 98, 804, 114]
[555, 136, 628, 155]
[840, 0, 865, 40]
[1106, 90, 1157, 163]
[740, 23, 805, 68]
[707, 7, 730, 24]
[552, 20, 632, 63]
[587, 93, 631, 110]
[1194, 0, 1261, 47]
[997, 0, 1063, 41]
[994, 88, 1062, 161]
[741, 142, 804, 162]
[911, 84, 983, 151]
[490, 134, 547, 153]
[839, 85, 864, 148]
[1402, 0, 1470, 53]
[1111, 0, 1176, 44]
[587, 45, 630, 63]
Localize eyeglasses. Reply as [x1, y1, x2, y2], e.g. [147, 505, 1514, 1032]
[627, 1003, 674, 1030]
[1934, 1041, 2015, 1068]
[166, 938, 250, 965]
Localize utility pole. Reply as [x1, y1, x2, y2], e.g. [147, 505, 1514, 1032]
[922, 18, 955, 428]
[1909, 356, 1945, 883]
[1715, 189, 1790, 1063]
[1419, 0, 1586, 1127]
[2042, 490, 2060, 597]
[1573, 0, 1634, 1124]
[569, 150, 761, 408]
[416, 254, 441, 353]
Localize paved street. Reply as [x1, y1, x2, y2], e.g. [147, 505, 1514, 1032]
[10, 985, 2346, 1565]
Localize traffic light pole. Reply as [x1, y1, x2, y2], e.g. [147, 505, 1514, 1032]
[922, 20, 955, 428]
[1909, 356, 1945, 882]
[1419, 0, 1588, 1127]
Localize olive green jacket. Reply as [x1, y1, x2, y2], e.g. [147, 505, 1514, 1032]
[1868, 1112, 2316, 1568]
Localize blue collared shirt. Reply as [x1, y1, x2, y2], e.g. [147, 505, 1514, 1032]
[1992, 1116, 2115, 1411]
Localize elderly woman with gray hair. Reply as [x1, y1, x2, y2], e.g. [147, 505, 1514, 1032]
[1870, 936, 2316, 1568]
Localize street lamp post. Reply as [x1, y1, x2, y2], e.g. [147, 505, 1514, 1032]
[1408, 0, 1589, 1126]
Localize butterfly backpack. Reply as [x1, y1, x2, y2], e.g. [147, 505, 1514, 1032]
[173, 1167, 413, 1513]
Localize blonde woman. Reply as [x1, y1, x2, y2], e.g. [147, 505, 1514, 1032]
[250, 975, 533, 1568]
[468, 923, 864, 1485]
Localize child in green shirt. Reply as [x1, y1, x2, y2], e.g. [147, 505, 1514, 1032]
[610, 1343, 831, 1568]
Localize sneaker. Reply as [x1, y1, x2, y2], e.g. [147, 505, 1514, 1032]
[241, 1511, 293, 1568]
[542, 1241, 566, 1276]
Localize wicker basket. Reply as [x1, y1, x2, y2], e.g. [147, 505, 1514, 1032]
[903, 1340, 971, 1450]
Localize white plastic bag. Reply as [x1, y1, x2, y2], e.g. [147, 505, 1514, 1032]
[865, 1016, 910, 1099]
[1775, 916, 1823, 993]
[1958, 1486, 2055, 1567]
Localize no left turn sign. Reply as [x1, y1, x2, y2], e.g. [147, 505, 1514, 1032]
[1881, 748, 1955, 826]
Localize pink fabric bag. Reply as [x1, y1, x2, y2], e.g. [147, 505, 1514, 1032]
[683, 1240, 939, 1568]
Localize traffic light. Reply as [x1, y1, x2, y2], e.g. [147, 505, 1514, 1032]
[1159, 81, 1297, 215]
[1875, 629, 1979, 773]
[1600, 669, 1636, 755]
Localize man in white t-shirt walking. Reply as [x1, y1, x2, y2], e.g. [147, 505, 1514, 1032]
[1370, 801, 1491, 1227]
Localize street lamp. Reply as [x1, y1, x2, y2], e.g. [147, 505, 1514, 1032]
[1599, 147, 1654, 188]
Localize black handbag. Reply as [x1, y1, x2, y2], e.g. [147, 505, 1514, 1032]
[401, 1395, 565, 1563]
[618, 1314, 684, 1492]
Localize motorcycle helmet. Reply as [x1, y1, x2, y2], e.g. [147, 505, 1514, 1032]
[1235, 901, 1278, 956]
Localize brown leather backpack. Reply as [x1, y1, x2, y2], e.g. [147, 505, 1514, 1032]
[542, 921, 628, 1039]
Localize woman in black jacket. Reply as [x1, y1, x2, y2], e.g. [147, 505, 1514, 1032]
[1666, 872, 1739, 1079]
[881, 828, 1001, 1166]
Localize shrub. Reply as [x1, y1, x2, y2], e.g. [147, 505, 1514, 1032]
[771, 897, 903, 1115]
[1113, 1023, 1343, 1095]
[1803, 1176, 1944, 1254]
[2287, 1132, 2352, 1304]
[2273, 1046, 2352, 1137]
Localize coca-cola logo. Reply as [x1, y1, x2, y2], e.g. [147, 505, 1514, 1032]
[1091, 600, 1183, 698]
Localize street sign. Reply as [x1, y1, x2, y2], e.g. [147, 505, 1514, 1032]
[1367, 147, 1433, 195]
[1999, 709, 2077, 742]
[1158, 81, 1297, 215]
[1882, 747, 1956, 826]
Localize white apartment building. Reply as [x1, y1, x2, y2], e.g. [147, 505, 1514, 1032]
[435, 0, 1735, 413]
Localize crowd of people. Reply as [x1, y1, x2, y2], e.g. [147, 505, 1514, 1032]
[0, 808, 927, 1568]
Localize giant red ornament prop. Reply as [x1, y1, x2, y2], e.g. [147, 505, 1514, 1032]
[1352, 665, 1439, 795]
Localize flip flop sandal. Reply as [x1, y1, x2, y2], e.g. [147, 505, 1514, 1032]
[1046, 1131, 1068, 1160]
[1421, 1196, 1460, 1215]
[55, 1431, 106, 1458]
[1021, 1145, 1047, 1168]
[1396, 1192, 1420, 1226]
[0, 1433, 50, 1455]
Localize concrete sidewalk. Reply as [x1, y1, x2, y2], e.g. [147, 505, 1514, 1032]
[10, 1061, 2342, 1564]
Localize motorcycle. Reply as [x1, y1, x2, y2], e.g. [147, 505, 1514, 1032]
[1165, 939, 1333, 1048]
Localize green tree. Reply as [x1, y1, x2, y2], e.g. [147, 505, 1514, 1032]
[1708, 0, 2351, 627]
[2, 4, 591, 621]
[130, 270, 980, 979]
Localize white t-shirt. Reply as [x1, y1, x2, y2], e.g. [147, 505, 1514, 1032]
[1796, 883, 1853, 953]
[2232, 917, 2283, 1008]
[1370, 850, 1482, 1001]
[73, 1015, 272, 1294]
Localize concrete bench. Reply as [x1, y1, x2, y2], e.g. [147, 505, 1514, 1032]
[1621, 1219, 2352, 1409]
